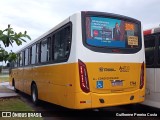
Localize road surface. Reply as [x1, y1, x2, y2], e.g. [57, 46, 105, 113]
[18, 92, 160, 120]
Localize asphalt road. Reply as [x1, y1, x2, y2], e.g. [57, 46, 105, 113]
[19, 92, 160, 120]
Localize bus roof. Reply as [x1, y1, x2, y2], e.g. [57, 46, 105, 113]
[144, 26, 160, 36]
[15, 15, 75, 53]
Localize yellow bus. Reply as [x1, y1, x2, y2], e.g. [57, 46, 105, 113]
[10, 11, 145, 109]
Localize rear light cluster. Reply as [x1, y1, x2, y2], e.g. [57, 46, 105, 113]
[143, 29, 152, 36]
[78, 59, 90, 93]
[140, 62, 144, 89]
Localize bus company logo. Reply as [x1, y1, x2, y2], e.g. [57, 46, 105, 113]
[1, 112, 42, 118]
[99, 67, 103, 72]
[119, 66, 130, 72]
[99, 67, 116, 72]
[2, 112, 11, 117]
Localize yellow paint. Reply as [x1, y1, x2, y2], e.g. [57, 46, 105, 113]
[9, 62, 146, 109]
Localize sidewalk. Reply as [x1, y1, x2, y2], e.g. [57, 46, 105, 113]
[0, 82, 19, 98]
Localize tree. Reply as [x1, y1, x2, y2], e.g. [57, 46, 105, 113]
[0, 24, 31, 62]
[0, 47, 8, 62]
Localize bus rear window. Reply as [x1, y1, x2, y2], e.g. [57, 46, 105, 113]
[85, 16, 140, 49]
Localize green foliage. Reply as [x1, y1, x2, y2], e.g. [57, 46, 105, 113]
[0, 47, 8, 62]
[0, 49, 17, 63]
[0, 98, 33, 111]
[0, 75, 9, 82]
[0, 24, 31, 62]
[0, 24, 31, 47]
[7, 52, 17, 62]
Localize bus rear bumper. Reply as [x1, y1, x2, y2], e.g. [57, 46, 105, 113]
[91, 89, 145, 108]
[75, 89, 145, 109]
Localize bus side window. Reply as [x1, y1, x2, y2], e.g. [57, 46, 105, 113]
[52, 35, 55, 61]
[47, 37, 51, 61]
[22, 51, 25, 66]
[60, 29, 66, 58]
[14, 57, 18, 67]
[65, 26, 71, 58]
[41, 39, 48, 63]
[54, 25, 71, 62]
[17, 53, 20, 67]
[25, 49, 28, 66]
[144, 36, 155, 67]
[36, 43, 40, 64]
[31, 45, 36, 64]
[19, 52, 23, 67]
[158, 36, 160, 64]
[28, 47, 32, 65]
[54, 32, 61, 61]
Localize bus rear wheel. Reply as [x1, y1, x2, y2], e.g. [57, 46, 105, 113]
[31, 84, 38, 105]
[13, 80, 18, 93]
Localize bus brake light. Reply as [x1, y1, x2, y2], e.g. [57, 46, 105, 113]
[140, 62, 144, 89]
[143, 29, 152, 35]
[78, 59, 90, 93]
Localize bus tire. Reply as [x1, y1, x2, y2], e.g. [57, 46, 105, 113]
[13, 80, 18, 93]
[31, 83, 38, 105]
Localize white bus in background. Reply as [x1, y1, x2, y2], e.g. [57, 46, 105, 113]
[143, 27, 160, 108]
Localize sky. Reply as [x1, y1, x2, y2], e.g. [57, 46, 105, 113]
[0, 0, 160, 53]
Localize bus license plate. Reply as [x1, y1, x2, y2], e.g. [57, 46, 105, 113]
[111, 80, 123, 86]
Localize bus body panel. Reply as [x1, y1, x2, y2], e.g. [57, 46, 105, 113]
[146, 68, 155, 92]
[11, 63, 78, 108]
[74, 63, 146, 109]
[35, 63, 76, 105]
[142, 68, 160, 108]
[142, 28, 160, 108]
[85, 62, 141, 93]
[91, 89, 145, 108]
[155, 68, 160, 92]
[74, 12, 145, 109]
[11, 62, 145, 109]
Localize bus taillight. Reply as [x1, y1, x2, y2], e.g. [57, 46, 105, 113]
[140, 62, 144, 89]
[78, 59, 90, 93]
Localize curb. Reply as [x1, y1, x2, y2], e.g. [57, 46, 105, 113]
[0, 82, 20, 99]
[0, 95, 20, 99]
